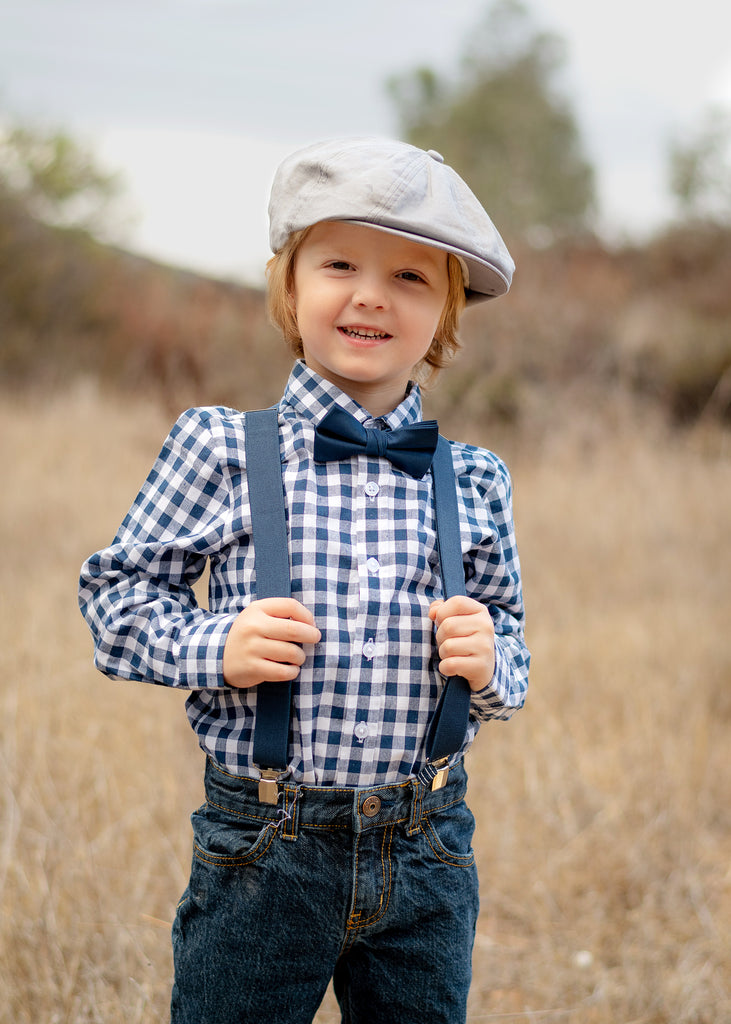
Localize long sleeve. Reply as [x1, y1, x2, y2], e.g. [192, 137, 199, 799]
[78, 407, 247, 690]
[452, 443, 529, 722]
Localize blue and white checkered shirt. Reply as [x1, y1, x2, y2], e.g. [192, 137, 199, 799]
[79, 361, 529, 786]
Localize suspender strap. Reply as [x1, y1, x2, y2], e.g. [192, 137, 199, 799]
[244, 411, 471, 785]
[244, 408, 292, 774]
[424, 436, 472, 765]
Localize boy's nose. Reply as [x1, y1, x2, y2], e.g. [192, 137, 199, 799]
[352, 278, 389, 310]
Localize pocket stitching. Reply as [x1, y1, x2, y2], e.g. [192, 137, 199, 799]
[192, 819, 278, 867]
[422, 816, 475, 867]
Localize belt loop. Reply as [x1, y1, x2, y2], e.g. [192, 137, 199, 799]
[279, 782, 300, 842]
[406, 778, 422, 836]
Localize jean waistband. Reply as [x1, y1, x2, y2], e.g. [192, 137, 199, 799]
[203, 758, 468, 840]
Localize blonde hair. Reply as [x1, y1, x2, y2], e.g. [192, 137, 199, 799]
[266, 225, 466, 383]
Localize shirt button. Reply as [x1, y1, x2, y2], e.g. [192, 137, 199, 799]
[362, 639, 376, 660]
[366, 557, 380, 575]
[355, 722, 369, 741]
[365, 481, 379, 498]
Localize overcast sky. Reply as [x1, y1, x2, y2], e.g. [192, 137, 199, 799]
[1, 0, 730, 283]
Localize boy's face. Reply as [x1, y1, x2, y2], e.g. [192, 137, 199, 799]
[291, 220, 450, 415]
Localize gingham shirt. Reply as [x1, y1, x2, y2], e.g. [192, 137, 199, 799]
[79, 361, 529, 786]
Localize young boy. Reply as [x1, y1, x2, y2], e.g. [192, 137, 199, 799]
[79, 137, 529, 1024]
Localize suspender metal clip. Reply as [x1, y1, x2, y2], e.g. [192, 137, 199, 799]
[258, 768, 280, 805]
[430, 757, 450, 792]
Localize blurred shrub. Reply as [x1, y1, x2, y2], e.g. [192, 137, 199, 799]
[1, 182, 729, 430]
[388, 0, 596, 239]
[668, 106, 731, 225]
[0, 190, 290, 409]
[617, 225, 731, 422]
[426, 226, 731, 433]
[0, 121, 123, 235]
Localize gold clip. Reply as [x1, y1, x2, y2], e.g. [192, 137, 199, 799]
[258, 769, 280, 805]
[430, 757, 450, 792]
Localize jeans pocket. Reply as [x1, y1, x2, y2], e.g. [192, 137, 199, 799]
[191, 803, 278, 868]
[421, 798, 476, 868]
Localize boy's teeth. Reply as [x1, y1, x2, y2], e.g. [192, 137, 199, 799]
[343, 327, 388, 339]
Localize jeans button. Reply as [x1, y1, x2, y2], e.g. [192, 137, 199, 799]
[362, 795, 381, 817]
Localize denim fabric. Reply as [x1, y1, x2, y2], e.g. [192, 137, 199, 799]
[171, 759, 479, 1024]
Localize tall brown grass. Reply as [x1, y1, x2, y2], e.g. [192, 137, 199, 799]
[1, 383, 728, 1023]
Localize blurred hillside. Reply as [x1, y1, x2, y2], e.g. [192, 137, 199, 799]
[0, 189, 292, 413]
[450, 225, 731, 434]
[3, 1, 730, 439]
[1, 188, 730, 437]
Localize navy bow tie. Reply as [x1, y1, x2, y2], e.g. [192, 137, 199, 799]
[314, 405, 439, 479]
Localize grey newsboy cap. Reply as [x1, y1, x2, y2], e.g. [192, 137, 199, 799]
[268, 137, 514, 303]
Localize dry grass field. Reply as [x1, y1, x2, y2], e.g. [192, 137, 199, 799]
[1, 383, 729, 1023]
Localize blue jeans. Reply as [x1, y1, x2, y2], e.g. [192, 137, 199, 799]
[171, 758, 479, 1024]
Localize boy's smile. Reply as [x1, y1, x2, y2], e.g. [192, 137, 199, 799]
[291, 220, 450, 416]
[338, 326, 392, 343]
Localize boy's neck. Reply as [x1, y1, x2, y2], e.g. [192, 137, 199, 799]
[350, 383, 409, 419]
[306, 363, 411, 419]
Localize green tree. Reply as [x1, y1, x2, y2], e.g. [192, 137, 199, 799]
[668, 106, 731, 224]
[0, 119, 123, 236]
[387, 0, 596, 240]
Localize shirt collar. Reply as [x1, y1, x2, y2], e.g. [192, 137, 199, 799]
[280, 360, 424, 430]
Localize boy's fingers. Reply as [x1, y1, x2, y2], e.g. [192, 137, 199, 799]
[437, 633, 493, 662]
[256, 638, 308, 666]
[436, 614, 482, 644]
[263, 615, 321, 644]
[257, 597, 317, 625]
[430, 598, 492, 640]
[224, 600, 320, 689]
[429, 595, 482, 624]
[249, 598, 321, 643]
[238, 653, 303, 684]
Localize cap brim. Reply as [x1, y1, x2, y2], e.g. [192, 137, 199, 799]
[346, 218, 511, 303]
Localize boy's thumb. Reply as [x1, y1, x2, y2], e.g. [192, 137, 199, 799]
[428, 600, 444, 622]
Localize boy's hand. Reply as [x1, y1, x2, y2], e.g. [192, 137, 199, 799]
[429, 596, 495, 693]
[222, 598, 321, 689]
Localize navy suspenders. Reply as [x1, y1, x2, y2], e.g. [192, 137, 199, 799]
[423, 434, 473, 789]
[244, 409, 295, 801]
[244, 407, 471, 802]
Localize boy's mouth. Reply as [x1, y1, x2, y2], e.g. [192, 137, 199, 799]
[338, 327, 392, 341]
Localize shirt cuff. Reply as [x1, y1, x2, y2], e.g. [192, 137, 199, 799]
[469, 640, 524, 720]
[178, 611, 239, 689]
